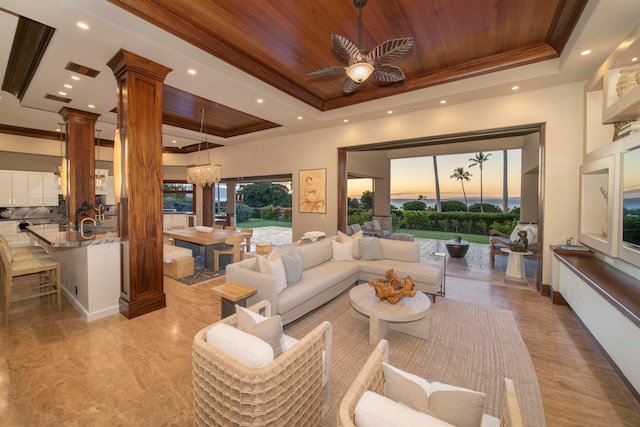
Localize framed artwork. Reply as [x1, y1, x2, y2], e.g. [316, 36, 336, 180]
[299, 168, 326, 213]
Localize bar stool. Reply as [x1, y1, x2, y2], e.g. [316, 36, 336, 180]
[0, 241, 61, 326]
[213, 234, 245, 272]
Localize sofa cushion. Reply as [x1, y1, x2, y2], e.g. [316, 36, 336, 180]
[359, 238, 383, 261]
[339, 230, 363, 259]
[378, 239, 420, 263]
[277, 261, 359, 314]
[255, 256, 288, 294]
[205, 323, 274, 368]
[332, 240, 354, 261]
[355, 391, 455, 427]
[281, 247, 303, 285]
[296, 237, 334, 270]
[358, 259, 443, 287]
[236, 305, 284, 357]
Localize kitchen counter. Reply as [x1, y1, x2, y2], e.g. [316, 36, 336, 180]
[26, 225, 120, 247]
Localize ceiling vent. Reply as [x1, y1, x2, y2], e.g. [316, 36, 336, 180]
[45, 93, 71, 103]
[65, 62, 100, 78]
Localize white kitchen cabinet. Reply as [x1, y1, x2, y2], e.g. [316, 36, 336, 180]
[11, 172, 29, 206]
[0, 171, 12, 206]
[43, 173, 59, 206]
[0, 171, 59, 207]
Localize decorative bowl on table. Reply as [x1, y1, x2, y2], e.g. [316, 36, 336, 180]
[194, 226, 214, 233]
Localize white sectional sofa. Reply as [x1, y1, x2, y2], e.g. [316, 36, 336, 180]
[226, 234, 445, 325]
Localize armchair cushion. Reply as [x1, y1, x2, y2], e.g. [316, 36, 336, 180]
[509, 224, 538, 244]
[205, 323, 274, 368]
[355, 391, 455, 427]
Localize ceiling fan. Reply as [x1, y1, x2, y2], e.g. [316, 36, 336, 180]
[307, 0, 413, 94]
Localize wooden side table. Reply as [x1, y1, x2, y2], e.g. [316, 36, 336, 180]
[211, 282, 257, 318]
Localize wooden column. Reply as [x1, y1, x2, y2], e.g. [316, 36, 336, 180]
[202, 186, 213, 226]
[107, 49, 171, 319]
[58, 108, 99, 226]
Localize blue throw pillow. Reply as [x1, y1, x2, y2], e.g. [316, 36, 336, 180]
[281, 247, 303, 285]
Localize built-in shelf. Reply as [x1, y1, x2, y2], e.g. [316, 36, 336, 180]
[579, 155, 619, 256]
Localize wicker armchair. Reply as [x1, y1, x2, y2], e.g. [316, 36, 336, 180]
[337, 339, 525, 427]
[192, 300, 332, 426]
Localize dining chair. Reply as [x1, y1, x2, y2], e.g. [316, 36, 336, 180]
[240, 228, 253, 253]
[213, 234, 246, 271]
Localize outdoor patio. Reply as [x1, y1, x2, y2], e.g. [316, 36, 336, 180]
[249, 226, 538, 289]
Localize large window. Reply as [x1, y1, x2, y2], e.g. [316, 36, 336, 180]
[163, 181, 195, 213]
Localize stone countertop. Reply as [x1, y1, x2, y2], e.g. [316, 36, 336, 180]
[26, 226, 121, 248]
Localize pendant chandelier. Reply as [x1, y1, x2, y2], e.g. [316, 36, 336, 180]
[186, 108, 221, 187]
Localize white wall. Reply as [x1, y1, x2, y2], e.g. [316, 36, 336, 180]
[212, 81, 586, 285]
[0, 81, 586, 284]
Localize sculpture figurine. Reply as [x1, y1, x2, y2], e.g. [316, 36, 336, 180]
[509, 230, 529, 252]
[368, 269, 417, 304]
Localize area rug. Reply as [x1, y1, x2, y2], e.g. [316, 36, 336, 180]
[284, 292, 545, 427]
[174, 269, 226, 286]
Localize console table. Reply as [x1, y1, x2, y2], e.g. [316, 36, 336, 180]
[552, 252, 640, 395]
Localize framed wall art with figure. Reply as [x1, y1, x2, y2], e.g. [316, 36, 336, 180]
[299, 169, 326, 213]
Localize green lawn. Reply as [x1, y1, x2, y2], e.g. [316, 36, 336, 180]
[236, 218, 292, 228]
[396, 229, 490, 244]
[234, 219, 488, 244]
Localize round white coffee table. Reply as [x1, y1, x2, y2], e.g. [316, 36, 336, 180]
[349, 283, 431, 345]
[500, 248, 533, 279]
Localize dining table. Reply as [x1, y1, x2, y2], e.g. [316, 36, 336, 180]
[163, 227, 249, 270]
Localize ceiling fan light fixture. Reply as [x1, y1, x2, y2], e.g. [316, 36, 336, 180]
[346, 62, 374, 82]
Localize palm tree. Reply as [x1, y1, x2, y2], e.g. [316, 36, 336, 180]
[433, 156, 442, 212]
[450, 167, 472, 211]
[468, 152, 492, 212]
[502, 150, 509, 213]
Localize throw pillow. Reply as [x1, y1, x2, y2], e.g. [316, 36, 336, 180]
[372, 219, 382, 230]
[236, 305, 285, 357]
[331, 240, 354, 261]
[382, 362, 430, 413]
[255, 255, 288, 294]
[205, 323, 274, 368]
[429, 381, 486, 427]
[338, 230, 363, 259]
[359, 237, 383, 260]
[381, 362, 486, 427]
[281, 247, 303, 285]
[351, 223, 362, 233]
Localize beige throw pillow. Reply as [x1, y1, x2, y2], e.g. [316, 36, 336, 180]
[236, 305, 285, 357]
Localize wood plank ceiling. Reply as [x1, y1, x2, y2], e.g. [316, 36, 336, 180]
[108, 0, 588, 111]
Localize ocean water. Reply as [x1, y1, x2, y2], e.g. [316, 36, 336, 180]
[389, 197, 521, 210]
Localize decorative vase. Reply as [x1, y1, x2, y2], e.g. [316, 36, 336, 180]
[602, 218, 608, 237]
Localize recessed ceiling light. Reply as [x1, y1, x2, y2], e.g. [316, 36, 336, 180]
[440, 100, 446, 104]
[511, 86, 519, 90]
[188, 69, 196, 75]
[257, 99, 264, 104]
[58, 91, 67, 96]
[632, 57, 638, 62]
[344, 119, 349, 123]
[56, 127, 62, 132]
[387, 110, 393, 114]
[580, 49, 591, 56]
[297, 116, 303, 120]
[76, 22, 89, 30]
[71, 75, 80, 81]
[172, 140, 177, 144]
[88, 104, 95, 109]
[64, 84, 72, 89]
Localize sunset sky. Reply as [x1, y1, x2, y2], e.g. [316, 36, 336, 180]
[348, 149, 523, 201]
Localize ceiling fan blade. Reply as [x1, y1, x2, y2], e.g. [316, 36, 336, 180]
[307, 66, 346, 77]
[331, 34, 363, 64]
[372, 64, 406, 83]
[367, 38, 414, 64]
[342, 77, 362, 94]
